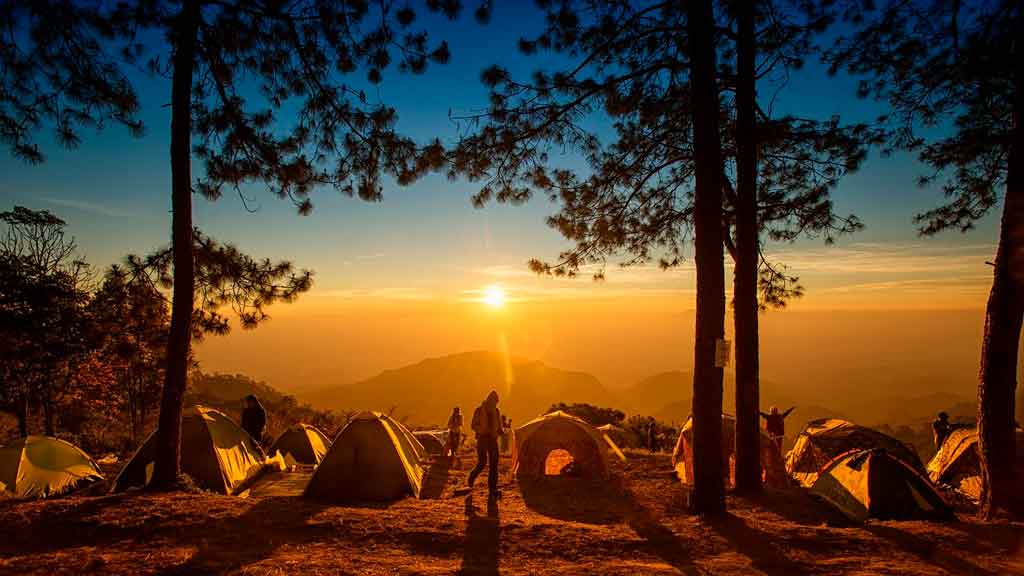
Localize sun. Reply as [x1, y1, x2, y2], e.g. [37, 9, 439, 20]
[482, 285, 506, 308]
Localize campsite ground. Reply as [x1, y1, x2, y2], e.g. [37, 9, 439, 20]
[1, 449, 1021, 575]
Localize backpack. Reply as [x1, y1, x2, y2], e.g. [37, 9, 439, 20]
[471, 405, 484, 434]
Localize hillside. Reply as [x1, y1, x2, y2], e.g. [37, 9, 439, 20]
[302, 351, 613, 426]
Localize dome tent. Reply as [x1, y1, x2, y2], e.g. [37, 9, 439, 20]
[927, 426, 1024, 501]
[672, 413, 789, 489]
[112, 405, 267, 495]
[811, 448, 952, 522]
[412, 430, 448, 456]
[270, 424, 331, 466]
[511, 411, 620, 479]
[304, 411, 426, 502]
[0, 436, 104, 499]
[786, 418, 923, 487]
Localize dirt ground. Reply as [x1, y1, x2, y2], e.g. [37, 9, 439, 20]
[1, 448, 1022, 575]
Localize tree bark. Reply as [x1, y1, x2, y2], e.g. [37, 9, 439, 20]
[150, 0, 199, 490]
[687, 0, 727, 516]
[17, 394, 28, 437]
[978, 4, 1024, 519]
[43, 396, 54, 436]
[733, 0, 762, 495]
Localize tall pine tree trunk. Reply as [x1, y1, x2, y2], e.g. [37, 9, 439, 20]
[733, 0, 761, 495]
[151, 0, 199, 490]
[17, 394, 28, 437]
[687, 0, 727, 516]
[978, 5, 1024, 518]
[43, 396, 54, 436]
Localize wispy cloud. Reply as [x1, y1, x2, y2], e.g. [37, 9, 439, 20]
[766, 242, 994, 275]
[40, 196, 136, 219]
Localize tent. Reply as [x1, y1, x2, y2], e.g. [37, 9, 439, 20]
[811, 448, 952, 522]
[112, 405, 267, 495]
[672, 413, 789, 489]
[597, 424, 640, 449]
[0, 436, 104, 499]
[304, 411, 426, 501]
[927, 427, 1024, 501]
[412, 430, 448, 456]
[270, 424, 331, 466]
[511, 411, 620, 479]
[786, 418, 923, 487]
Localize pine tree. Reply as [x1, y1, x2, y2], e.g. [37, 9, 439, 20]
[2, 0, 473, 488]
[450, 0, 874, 506]
[827, 0, 1023, 519]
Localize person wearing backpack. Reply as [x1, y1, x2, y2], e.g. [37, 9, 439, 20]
[467, 389, 504, 499]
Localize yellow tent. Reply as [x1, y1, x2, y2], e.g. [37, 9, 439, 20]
[811, 448, 951, 522]
[927, 426, 1024, 501]
[511, 411, 620, 479]
[112, 405, 267, 495]
[304, 411, 425, 502]
[786, 418, 923, 487]
[672, 413, 789, 489]
[412, 430, 448, 455]
[270, 424, 331, 466]
[0, 436, 104, 499]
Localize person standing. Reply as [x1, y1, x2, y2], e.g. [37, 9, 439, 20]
[241, 394, 266, 444]
[933, 412, 952, 449]
[446, 406, 463, 460]
[467, 390, 503, 499]
[760, 405, 795, 451]
[647, 420, 659, 453]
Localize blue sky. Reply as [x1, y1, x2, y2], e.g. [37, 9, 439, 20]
[0, 2, 1001, 309]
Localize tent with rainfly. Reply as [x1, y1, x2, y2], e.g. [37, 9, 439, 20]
[112, 405, 268, 495]
[927, 426, 1024, 502]
[0, 436, 104, 499]
[811, 448, 952, 521]
[511, 411, 624, 479]
[672, 413, 789, 489]
[270, 424, 331, 466]
[786, 418, 924, 487]
[412, 430, 448, 456]
[304, 411, 426, 502]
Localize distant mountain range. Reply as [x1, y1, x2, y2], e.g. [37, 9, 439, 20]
[302, 351, 614, 427]
[297, 350, 978, 429]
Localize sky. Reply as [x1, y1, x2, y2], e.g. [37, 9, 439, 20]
[0, 3, 1009, 398]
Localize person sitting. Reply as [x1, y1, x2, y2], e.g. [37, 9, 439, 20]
[241, 394, 266, 444]
[760, 405, 795, 450]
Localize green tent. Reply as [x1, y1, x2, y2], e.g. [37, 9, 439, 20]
[270, 423, 331, 466]
[112, 405, 267, 495]
[811, 448, 952, 522]
[787, 418, 924, 487]
[304, 411, 425, 502]
[0, 436, 104, 499]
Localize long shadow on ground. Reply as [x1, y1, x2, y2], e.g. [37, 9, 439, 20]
[864, 523, 1002, 576]
[520, 475, 699, 575]
[709, 512, 808, 574]
[459, 494, 500, 575]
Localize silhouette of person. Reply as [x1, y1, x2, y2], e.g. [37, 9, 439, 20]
[933, 411, 952, 449]
[447, 407, 463, 460]
[760, 405, 794, 450]
[467, 390, 504, 499]
[241, 394, 266, 444]
[647, 420, 659, 452]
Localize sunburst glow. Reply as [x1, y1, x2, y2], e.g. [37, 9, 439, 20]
[482, 285, 506, 308]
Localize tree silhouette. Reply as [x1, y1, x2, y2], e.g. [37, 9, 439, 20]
[0, 206, 93, 436]
[2, 0, 479, 488]
[449, 0, 873, 510]
[827, 0, 1023, 519]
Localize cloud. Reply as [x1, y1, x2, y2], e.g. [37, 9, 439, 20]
[40, 196, 136, 218]
[766, 242, 994, 275]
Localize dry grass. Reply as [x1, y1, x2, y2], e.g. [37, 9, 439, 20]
[1, 448, 1021, 575]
